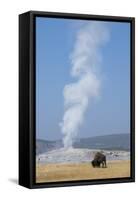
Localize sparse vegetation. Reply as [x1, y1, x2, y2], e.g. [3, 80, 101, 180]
[36, 160, 130, 183]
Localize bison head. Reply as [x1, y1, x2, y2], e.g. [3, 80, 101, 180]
[91, 160, 100, 168]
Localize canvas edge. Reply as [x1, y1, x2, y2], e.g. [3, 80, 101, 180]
[19, 12, 32, 188]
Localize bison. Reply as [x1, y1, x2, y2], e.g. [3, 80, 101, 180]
[91, 152, 107, 168]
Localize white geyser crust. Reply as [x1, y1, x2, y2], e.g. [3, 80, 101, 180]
[60, 22, 109, 149]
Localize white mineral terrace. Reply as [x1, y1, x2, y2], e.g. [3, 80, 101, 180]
[36, 148, 130, 164]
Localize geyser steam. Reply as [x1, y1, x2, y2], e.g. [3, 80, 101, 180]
[60, 22, 109, 149]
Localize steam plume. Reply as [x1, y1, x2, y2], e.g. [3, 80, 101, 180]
[60, 22, 109, 149]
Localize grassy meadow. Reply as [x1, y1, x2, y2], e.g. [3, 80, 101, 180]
[36, 160, 130, 183]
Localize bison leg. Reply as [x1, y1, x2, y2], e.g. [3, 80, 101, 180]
[102, 159, 107, 168]
[97, 161, 101, 168]
[101, 160, 106, 168]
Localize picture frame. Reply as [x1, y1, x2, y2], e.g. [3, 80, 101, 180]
[19, 10, 135, 189]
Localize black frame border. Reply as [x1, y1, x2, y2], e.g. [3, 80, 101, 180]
[19, 11, 135, 189]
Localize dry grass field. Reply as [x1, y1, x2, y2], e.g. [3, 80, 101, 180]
[36, 160, 130, 183]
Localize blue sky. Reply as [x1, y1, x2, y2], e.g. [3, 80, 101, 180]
[36, 17, 130, 140]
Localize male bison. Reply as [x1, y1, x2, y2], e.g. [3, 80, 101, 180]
[91, 152, 107, 168]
